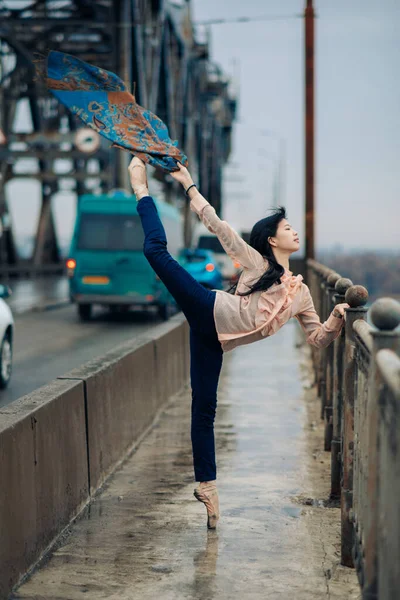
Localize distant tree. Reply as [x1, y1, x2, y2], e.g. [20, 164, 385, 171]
[317, 251, 400, 304]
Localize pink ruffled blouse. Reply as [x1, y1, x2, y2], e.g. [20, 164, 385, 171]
[190, 191, 344, 353]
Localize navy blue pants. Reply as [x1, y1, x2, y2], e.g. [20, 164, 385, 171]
[136, 196, 223, 482]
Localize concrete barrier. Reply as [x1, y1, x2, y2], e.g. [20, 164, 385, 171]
[59, 315, 189, 493]
[59, 334, 157, 494]
[0, 313, 190, 598]
[148, 317, 189, 406]
[0, 379, 88, 599]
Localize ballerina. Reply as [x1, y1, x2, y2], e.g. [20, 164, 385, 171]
[128, 156, 348, 528]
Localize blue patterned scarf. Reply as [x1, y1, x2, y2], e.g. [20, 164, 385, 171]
[37, 50, 188, 173]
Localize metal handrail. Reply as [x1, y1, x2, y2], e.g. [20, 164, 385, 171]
[305, 259, 400, 599]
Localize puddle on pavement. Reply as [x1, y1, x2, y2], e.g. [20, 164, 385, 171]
[281, 505, 302, 518]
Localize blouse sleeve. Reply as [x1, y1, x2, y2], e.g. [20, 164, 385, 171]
[295, 287, 344, 349]
[190, 190, 265, 270]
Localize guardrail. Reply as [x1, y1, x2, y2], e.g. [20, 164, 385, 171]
[0, 262, 65, 278]
[307, 259, 400, 600]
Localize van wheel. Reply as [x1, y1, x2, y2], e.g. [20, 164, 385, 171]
[158, 303, 171, 321]
[0, 333, 12, 389]
[78, 303, 92, 321]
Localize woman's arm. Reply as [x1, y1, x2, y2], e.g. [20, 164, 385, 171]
[295, 289, 348, 349]
[171, 164, 265, 270]
[189, 189, 265, 270]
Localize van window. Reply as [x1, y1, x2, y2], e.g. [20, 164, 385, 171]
[77, 214, 145, 251]
[198, 236, 224, 254]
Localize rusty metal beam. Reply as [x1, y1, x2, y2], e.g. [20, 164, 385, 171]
[29, 85, 61, 267]
[0, 69, 20, 266]
[304, 0, 315, 260]
[132, 0, 148, 107]
[113, 0, 132, 190]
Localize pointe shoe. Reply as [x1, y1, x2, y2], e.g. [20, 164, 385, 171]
[193, 481, 220, 529]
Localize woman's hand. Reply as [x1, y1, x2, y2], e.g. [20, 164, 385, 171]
[332, 303, 349, 318]
[170, 162, 194, 190]
[128, 156, 149, 200]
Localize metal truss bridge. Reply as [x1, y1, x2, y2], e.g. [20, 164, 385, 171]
[0, 0, 236, 275]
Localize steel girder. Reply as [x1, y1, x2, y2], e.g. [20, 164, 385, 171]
[0, 0, 236, 274]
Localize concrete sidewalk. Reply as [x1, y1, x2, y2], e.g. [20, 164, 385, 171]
[12, 322, 360, 600]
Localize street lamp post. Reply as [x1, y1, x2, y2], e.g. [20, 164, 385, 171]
[304, 0, 315, 260]
[196, 6, 315, 257]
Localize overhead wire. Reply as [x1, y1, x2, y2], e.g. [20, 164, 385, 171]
[195, 14, 304, 26]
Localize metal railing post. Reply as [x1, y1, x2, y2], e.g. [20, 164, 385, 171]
[324, 272, 341, 450]
[341, 284, 368, 567]
[319, 275, 327, 418]
[330, 277, 353, 499]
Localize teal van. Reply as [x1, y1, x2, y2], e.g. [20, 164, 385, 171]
[66, 190, 183, 321]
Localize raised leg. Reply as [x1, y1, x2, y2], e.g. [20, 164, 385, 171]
[137, 196, 216, 337]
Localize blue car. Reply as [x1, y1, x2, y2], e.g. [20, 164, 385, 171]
[178, 248, 223, 290]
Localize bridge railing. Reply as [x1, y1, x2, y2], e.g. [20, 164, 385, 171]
[306, 259, 400, 600]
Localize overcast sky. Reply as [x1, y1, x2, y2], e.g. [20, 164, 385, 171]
[192, 0, 400, 251]
[7, 0, 400, 253]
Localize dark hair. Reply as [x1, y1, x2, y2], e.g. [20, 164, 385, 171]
[226, 205, 287, 296]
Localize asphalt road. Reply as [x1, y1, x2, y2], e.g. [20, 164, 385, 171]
[0, 304, 172, 408]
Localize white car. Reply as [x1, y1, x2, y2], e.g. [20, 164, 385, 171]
[0, 284, 13, 389]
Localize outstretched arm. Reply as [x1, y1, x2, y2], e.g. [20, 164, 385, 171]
[171, 163, 265, 271]
[295, 288, 349, 349]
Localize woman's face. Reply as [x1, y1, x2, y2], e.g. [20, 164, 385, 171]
[269, 218, 300, 252]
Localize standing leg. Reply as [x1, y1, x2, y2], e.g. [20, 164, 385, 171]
[190, 328, 223, 528]
[190, 328, 223, 482]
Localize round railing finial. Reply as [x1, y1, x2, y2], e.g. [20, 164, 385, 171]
[345, 285, 369, 308]
[335, 277, 353, 295]
[327, 272, 341, 287]
[370, 297, 400, 331]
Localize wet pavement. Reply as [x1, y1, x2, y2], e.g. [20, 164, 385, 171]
[12, 321, 360, 600]
[5, 276, 69, 314]
[0, 303, 164, 407]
